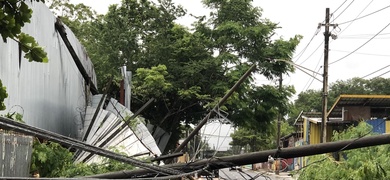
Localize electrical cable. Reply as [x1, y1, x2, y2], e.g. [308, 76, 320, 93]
[338, 32, 390, 38]
[362, 65, 390, 79]
[332, 0, 355, 22]
[301, 53, 323, 92]
[298, 41, 324, 65]
[296, 119, 386, 173]
[369, 69, 390, 79]
[329, 21, 390, 65]
[331, 49, 390, 57]
[332, 0, 348, 16]
[126, 165, 209, 180]
[293, 27, 321, 64]
[337, 0, 373, 36]
[109, 100, 155, 156]
[338, 4, 390, 25]
[0, 116, 180, 176]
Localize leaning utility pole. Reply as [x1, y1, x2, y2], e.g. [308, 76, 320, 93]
[173, 64, 256, 154]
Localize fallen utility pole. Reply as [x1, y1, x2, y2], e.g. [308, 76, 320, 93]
[89, 133, 390, 178]
[174, 64, 257, 154]
[0, 116, 181, 176]
[55, 18, 99, 95]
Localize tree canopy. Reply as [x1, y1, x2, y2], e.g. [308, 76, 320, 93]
[51, 0, 301, 153]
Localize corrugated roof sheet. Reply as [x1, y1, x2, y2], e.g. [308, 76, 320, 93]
[328, 94, 390, 118]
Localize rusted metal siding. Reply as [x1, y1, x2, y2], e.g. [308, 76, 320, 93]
[0, 2, 97, 138]
[0, 132, 33, 177]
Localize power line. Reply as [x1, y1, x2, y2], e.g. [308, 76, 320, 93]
[302, 54, 323, 92]
[298, 41, 324, 65]
[370, 69, 390, 79]
[293, 0, 347, 64]
[338, 32, 390, 37]
[337, 0, 373, 35]
[361, 65, 390, 79]
[338, 4, 390, 25]
[332, 0, 348, 16]
[297, 119, 386, 174]
[332, 0, 355, 21]
[329, 21, 390, 65]
[338, 36, 390, 39]
[331, 49, 390, 57]
[293, 27, 321, 64]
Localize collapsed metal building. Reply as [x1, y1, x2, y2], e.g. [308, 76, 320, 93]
[0, 1, 160, 160]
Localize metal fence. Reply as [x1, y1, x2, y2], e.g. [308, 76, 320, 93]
[0, 132, 33, 177]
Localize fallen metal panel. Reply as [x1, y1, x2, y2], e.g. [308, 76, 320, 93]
[75, 95, 161, 164]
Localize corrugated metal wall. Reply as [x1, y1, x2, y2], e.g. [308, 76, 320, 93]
[309, 123, 321, 145]
[0, 132, 33, 177]
[366, 119, 386, 134]
[0, 2, 97, 138]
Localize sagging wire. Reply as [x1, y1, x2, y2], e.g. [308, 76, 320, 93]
[329, 21, 390, 65]
[109, 99, 155, 156]
[338, 4, 390, 25]
[128, 165, 210, 180]
[295, 119, 386, 174]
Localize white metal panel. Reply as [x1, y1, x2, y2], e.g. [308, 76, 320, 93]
[0, 2, 97, 138]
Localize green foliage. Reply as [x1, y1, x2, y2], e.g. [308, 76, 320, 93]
[230, 120, 294, 151]
[0, 0, 48, 63]
[298, 122, 390, 180]
[58, 0, 300, 153]
[132, 65, 173, 98]
[31, 140, 74, 177]
[4, 112, 24, 123]
[0, 79, 7, 110]
[31, 140, 136, 178]
[18, 32, 48, 62]
[293, 89, 323, 113]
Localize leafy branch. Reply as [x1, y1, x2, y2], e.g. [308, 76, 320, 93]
[0, 0, 48, 63]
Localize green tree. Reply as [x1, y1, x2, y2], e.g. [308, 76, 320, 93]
[0, 79, 7, 110]
[31, 140, 135, 178]
[58, 0, 301, 153]
[298, 122, 390, 180]
[0, 0, 48, 63]
[230, 120, 294, 151]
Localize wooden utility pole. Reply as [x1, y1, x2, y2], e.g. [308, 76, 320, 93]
[321, 8, 331, 143]
[275, 73, 282, 175]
